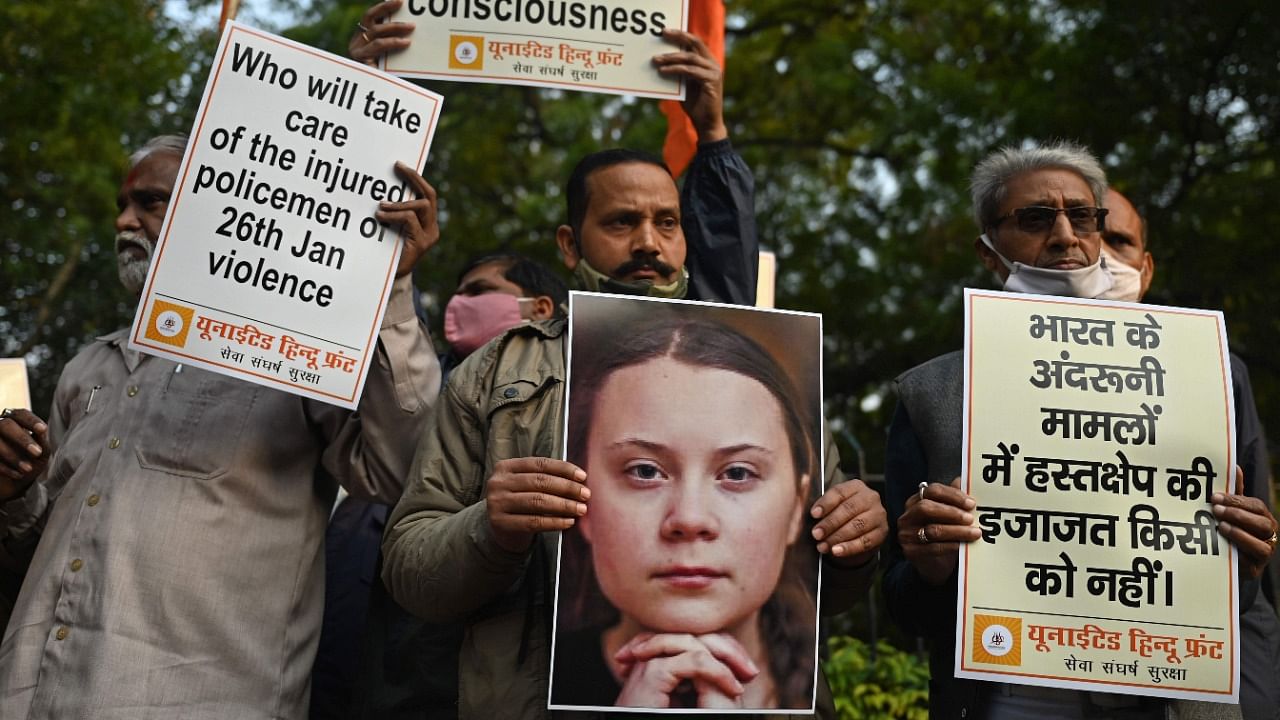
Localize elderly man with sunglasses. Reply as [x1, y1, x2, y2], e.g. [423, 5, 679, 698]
[880, 141, 1277, 720]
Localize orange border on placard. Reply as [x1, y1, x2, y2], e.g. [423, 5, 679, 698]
[957, 292, 1237, 695]
[131, 23, 441, 403]
[383, 0, 689, 98]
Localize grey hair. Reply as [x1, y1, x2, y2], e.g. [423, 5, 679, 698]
[969, 140, 1108, 229]
[129, 134, 188, 168]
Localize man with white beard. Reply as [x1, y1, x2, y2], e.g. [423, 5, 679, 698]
[0, 135, 441, 718]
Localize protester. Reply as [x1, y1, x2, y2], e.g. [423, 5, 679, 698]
[1101, 188, 1280, 720]
[348, 0, 758, 305]
[552, 315, 822, 709]
[441, 251, 567, 373]
[379, 127, 887, 719]
[0, 134, 441, 718]
[881, 141, 1280, 719]
[314, 250, 566, 720]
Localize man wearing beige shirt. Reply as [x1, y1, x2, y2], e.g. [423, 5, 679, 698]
[0, 135, 441, 719]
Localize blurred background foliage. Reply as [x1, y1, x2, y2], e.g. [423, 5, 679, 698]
[3, 0, 1277, 513]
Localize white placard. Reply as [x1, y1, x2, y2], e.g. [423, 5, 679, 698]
[383, 0, 688, 99]
[0, 359, 31, 411]
[128, 21, 443, 409]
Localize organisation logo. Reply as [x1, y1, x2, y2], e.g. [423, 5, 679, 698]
[449, 35, 484, 70]
[144, 300, 195, 348]
[972, 614, 1022, 666]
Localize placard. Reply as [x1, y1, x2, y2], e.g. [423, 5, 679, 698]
[0, 359, 31, 412]
[128, 21, 442, 409]
[550, 292, 823, 712]
[382, 0, 688, 99]
[956, 289, 1239, 703]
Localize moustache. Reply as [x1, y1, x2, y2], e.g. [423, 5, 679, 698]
[115, 230, 154, 259]
[611, 255, 678, 279]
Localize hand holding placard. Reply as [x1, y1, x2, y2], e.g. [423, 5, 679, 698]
[129, 21, 443, 408]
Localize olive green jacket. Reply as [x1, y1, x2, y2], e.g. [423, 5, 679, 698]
[383, 318, 874, 720]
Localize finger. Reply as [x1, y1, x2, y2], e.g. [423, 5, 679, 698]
[374, 209, 422, 238]
[392, 161, 436, 202]
[651, 52, 717, 70]
[364, 21, 415, 40]
[0, 465, 29, 481]
[810, 478, 868, 518]
[376, 199, 432, 216]
[904, 522, 982, 549]
[1210, 487, 1267, 514]
[811, 483, 876, 539]
[498, 487, 590, 518]
[497, 457, 587, 484]
[0, 420, 45, 459]
[0, 439, 35, 472]
[911, 481, 976, 513]
[1213, 503, 1275, 539]
[3, 409, 48, 436]
[653, 64, 719, 84]
[613, 632, 656, 664]
[908, 497, 977, 527]
[695, 633, 760, 681]
[636, 649, 743, 699]
[693, 680, 743, 709]
[819, 509, 889, 558]
[353, 37, 413, 63]
[0, 453, 35, 479]
[660, 28, 711, 58]
[357, 21, 415, 57]
[492, 512, 577, 536]
[1217, 520, 1272, 570]
[622, 632, 757, 682]
[362, 0, 405, 27]
[622, 633, 706, 662]
[670, 654, 743, 699]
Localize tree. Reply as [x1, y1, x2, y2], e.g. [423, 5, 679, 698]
[0, 0, 198, 410]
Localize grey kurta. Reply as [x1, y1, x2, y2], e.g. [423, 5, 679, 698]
[0, 275, 438, 720]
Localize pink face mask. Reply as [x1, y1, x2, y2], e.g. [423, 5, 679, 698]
[444, 292, 527, 358]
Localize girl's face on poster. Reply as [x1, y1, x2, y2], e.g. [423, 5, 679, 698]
[579, 356, 809, 635]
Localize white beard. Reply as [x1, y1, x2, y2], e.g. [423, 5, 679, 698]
[115, 230, 155, 296]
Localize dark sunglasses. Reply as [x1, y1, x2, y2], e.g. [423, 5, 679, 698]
[991, 206, 1108, 235]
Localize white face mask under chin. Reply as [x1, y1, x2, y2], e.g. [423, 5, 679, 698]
[980, 233, 1115, 299]
[1097, 247, 1144, 302]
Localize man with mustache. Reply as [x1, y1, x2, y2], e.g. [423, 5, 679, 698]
[1099, 189, 1280, 720]
[0, 134, 441, 718]
[380, 147, 888, 718]
[881, 142, 1278, 719]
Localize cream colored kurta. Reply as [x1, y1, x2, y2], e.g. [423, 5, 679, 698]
[0, 275, 438, 720]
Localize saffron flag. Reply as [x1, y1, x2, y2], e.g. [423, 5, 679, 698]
[220, 0, 241, 32]
[660, 0, 724, 177]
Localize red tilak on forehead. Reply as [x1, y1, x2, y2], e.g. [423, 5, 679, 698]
[124, 164, 144, 188]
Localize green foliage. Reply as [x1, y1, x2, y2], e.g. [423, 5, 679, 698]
[0, 0, 201, 409]
[823, 635, 930, 720]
